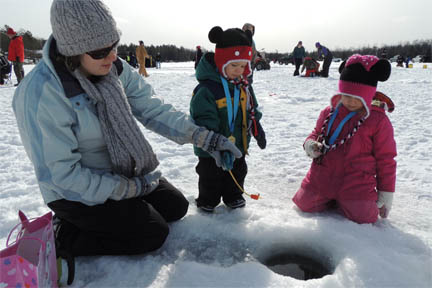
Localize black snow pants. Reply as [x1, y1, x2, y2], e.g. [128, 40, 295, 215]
[195, 156, 247, 208]
[48, 178, 189, 257]
[321, 55, 333, 77]
[294, 58, 303, 76]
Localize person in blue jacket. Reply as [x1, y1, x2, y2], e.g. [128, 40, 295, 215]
[315, 42, 333, 77]
[292, 41, 306, 76]
[12, 0, 241, 284]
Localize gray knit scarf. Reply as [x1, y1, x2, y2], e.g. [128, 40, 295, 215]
[72, 67, 159, 178]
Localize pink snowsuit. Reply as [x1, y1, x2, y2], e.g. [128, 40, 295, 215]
[293, 94, 397, 224]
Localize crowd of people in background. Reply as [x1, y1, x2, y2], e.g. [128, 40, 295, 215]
[1, 24, 428, 87]
[113, 40, 429, 78]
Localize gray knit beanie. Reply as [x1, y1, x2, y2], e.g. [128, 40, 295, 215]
[50, 0, 120, 56]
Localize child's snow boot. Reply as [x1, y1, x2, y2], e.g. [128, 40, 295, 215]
[225, 198, 246, 209]
[195, 199, 216, 213]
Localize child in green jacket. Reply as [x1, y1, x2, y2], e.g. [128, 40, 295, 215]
[190, 26, 266, 212]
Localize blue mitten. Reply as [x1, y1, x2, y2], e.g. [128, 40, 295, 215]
[221, 151, 234, 171]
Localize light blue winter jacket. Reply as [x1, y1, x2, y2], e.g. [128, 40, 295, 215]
[12, 36, 199, 206]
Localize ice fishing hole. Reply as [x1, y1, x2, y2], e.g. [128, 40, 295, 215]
[258, 248, 334, 280]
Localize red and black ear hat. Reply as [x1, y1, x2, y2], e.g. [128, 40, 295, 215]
[335, 54, 391, 118]
[208, 26, 253, 79]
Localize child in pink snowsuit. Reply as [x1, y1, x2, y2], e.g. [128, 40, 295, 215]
[293, 54, 397, 224]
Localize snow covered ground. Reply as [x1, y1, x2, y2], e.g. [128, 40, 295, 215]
[1, 60, 431, 287]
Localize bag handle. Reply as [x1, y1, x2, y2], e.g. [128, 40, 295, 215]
[6, 221, 26, 247]
[6, 211, 50, 247]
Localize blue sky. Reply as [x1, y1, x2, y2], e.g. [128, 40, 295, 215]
[2, 0, 431, 53]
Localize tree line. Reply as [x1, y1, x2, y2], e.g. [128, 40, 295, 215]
[1, 25, 431, 62]
[117, 43, 196, 62]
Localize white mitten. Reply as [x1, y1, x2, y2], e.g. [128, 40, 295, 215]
[304, 140, 323, 159]
[376, 191, 394, 218]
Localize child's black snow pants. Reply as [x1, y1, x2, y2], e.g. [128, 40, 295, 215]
[48, 178, 189, 257]
[195, 155, 247, 208]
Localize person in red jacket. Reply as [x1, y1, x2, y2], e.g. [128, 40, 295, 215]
[293, 54, 397, 224]
[6, 27, 25, 86]
[301, 56, 320, 77]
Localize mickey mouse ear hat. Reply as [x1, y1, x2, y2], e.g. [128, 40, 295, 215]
[337, 54, 391, 118]
[208, 26, 253, 79]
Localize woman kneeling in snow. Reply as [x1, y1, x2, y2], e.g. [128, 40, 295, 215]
[12, 0, 241, 284]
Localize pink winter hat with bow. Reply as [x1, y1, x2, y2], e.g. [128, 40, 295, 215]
[337, 54, 391, 118]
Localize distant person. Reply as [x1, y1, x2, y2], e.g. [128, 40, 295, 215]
[190, 26, 266, 212]
[129, 51, 138, 68]
[380, 48, 388, 59]
[155, 52, 161, 69]
[396, 55, 404, 67]
[194, 45, 203, 69]
[6, 27, 25, 86]
[301, 56, 320, 77]
[405, 56, 411, 68]
[293, 54, 396, 224]
[136, 40, 150, 77]
[0, 52, 12, 85]
[12, 0, 242, 285]
[242, 23, 257, 84]
[292, 41, 306, 76]
[315, 42, 333, 77]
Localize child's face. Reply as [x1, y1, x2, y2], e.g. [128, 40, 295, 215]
[224, 61, 248, 80]
[341, 95, 364, 112]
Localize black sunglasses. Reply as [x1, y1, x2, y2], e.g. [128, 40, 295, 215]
[86, 40, 119, 60]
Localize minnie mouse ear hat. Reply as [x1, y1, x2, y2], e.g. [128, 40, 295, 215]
[337, 54, 391, 118]
[208, 26, 253, 79]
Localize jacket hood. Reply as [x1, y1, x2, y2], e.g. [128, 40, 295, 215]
[195, 52, 222, 83]
[41, 35, 64, 84]
[330, 93, 370, 118]
[330, 91, 394, 117]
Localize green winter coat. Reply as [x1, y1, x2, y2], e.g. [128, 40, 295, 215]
[190, 53, 262, 158]
[293, 46, 305, 59]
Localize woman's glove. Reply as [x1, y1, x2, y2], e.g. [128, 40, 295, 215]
[376, 191, 394, 218]
[193, 127, 242, 168]
[304, 140, 323, 158]
[110, 176, 140, 200]
[253, 121, 267, 149]
[110, 171, 162, 200]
